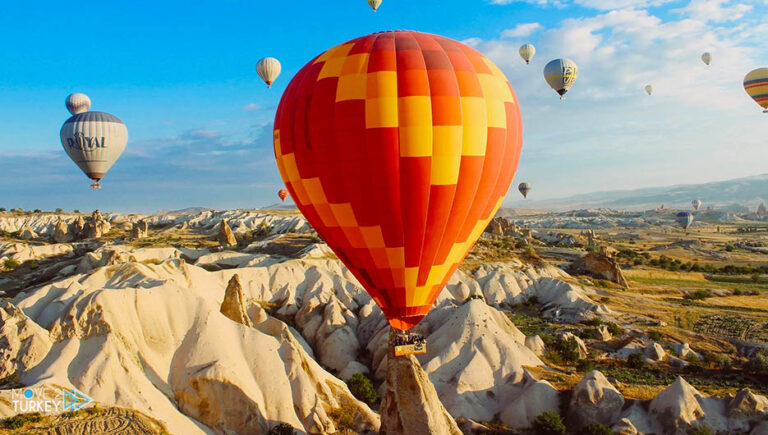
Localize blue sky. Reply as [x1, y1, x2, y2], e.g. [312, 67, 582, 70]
[0, 0, 766, 212]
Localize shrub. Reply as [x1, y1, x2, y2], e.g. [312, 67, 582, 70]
[627, 353, 646, 369]
[576, 359, 596, 373]
[531, 411, 566, 435]
[3, 258, 19, 271]
[526, 295, 539, 306]
[585, 318, 604, 326]
[33, 209, 41, 213]
[3, 412, 42, 429]
[268, 423, 296, 435]
[250, 222, 274, 238]
[606, 322, 621, 335]
[554, 336, 582, 364]
[703, 352, 732, 370]
[466, 294, 484, 302]
[687, 424, 711, 435]
[73, 210, 80, 213]
[648, 331, 663, 342]
[577, 423, 612, 435]
[733, 289, 744, 296]
[347, 373, 379, 406]
[683, 290, 711, 301]
[745, 350, 768, 373]
[0, 208, 5, 212]
[685, 361, 705, 375]
[55, 208, 63, 213]
[28, 261, 39, 270]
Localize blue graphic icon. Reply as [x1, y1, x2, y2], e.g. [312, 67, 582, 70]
[62, 388, 92, 411]
[23, 389, 33, 399]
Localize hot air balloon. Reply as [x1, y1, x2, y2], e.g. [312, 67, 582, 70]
[744, 68, 768, 113]
[368, 0, 382, 11]
[65, 93, 91, 115]
[676, 211, 694, 230]
[273, 31, 523, 331]
[645, 85, 653, 96]
[544, 58, 578, 100]
[701, 52, 712, 66]
[519, 44, 535, 65]
[278, 189, 289, 202]
[60, 111, 127, 189]
[692, 199, 702, 210]
[518, 182, 531, 198]
[256, 57, 281, 88]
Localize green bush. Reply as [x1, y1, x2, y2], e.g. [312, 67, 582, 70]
[686, 424, 711, 435]
[585, 318, 604, 326]
[683, 290, 711, 301]
[0, 208, 5, 212]
[550, 336, 582, 364]
[606, 322, 621, 335]
[466, 294, 484, 302]
[745, 350, 768, 373]
[577, 422, 612, 435]
[3, 258, 19, 270]
[347, 373, 379, 406]
[55, 208, 63, 213]
[3, 412, 42, 429]
[648, 331, 663, 342]
[531, 411, 566, 435]
[268, 423, 296, 435]
[250, 222, 274, 238]
[28, 261, 39, 270]
[703, 352, 732, 370]
[576, 359, 595, 373]
[627, 353, 646, 369]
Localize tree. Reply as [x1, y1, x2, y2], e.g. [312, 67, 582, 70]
[267, 423, 295, 435]
[347, 373, 379, 406]
[55, 208, 63, 213]
[627, 353, 646, 369]
[531, 411, 566, 435]
[577, 423, 612, 435]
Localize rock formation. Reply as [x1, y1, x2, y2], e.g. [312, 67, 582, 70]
[649, 376, 705, 433]
[220, 274, 252, 327]
[53, 218, 73, 243]
[130, 220, 148, 239]
[525, 335, 546, 356]
[0, 301, 52, 379]
[217, 219, 237, 247]
[18, 224, 37, 240]
[380, 354, 462, 435]
[82, 210, 111, 238]
[571, 251, 628, 287]
[727, 388, 768, 419]
[568, 370, 625, 428]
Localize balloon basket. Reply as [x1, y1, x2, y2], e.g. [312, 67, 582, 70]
[90, 183, 101, 190]
[390, 328, 427, 357]
[560, 96, 566, 101]
[763, 109, 768, 113]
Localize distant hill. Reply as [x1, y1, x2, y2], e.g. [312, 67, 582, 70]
[505, 173, 768, 211]
[258, 202, 298, 211]
[154, 207, 213, 215]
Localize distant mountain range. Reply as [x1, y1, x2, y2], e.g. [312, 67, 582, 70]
[505, 173, 768, 211]
[154, 207, 213, 215]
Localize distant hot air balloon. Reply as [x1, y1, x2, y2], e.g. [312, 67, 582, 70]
[701, 52, 712, 66]
[368, 0, 382, 11]
[676, 211, 694, 230]
[60, 111, 127, 189]
[519, 44, 535, 65]
[692, 199, 702, 210]
[544, 58, 578, 100]
[65, 93, 91, 115]
[744, 68, 768, 113]
[518, 182, 531, 198]
[274, 31, 523, 331]
[645, 85, 653, 96]
[278, 189, 288, 202]
[256, 57, 281, 88]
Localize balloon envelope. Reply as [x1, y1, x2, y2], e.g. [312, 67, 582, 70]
[278, 189, 289, 202]
[544, 58, 578, 99]
[744, 68, 768, 112]
[701, 52, 712, 65]
[367, 0, 382, 11]
[273, 31, 523, 330]
[60, 111, 127, 184]
[676, 211, 694, 229]
[519, 44, 535, 64]
[645, 85, 653, 96]
[256, 57, 281, 88]
[518, 182, 531, 198]
[65, 93, 91, 115]
[692, 199, 702, 210]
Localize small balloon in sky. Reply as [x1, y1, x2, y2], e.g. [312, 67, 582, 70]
[65, 93, 91, 115]
[519, 44, 535, 64]
[701, 52, 712, 66]
[367, 0, 382, 11]
[544, 58, 578, 100]
[256, 57, 281, 88]
[60, 111, 128, 189]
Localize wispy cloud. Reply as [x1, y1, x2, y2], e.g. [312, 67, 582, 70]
[502, 23, 543, 38]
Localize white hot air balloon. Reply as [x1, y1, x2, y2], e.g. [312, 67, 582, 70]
[701, 52, 712, 66]
[519, 44, 535, 65]
[60, 111, 128, 189]
[544, 58, 578, 100]
[645, 85, 653, 96]
[692, 199, 702, 210]
[368, 0, 382, 11]
[65, 93, 91, 115]
[256, 57, 281, 88]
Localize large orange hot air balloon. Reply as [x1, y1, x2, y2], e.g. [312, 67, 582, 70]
[278, 189, 289, 202]
[273, 31, 523, 330]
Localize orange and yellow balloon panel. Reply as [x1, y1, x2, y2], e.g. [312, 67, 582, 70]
[273, 30, 523, 330]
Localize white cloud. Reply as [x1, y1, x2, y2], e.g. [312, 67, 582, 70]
[574, 0, 676, 10]
[673, 0, 752, 22]
[501, 22, 543, 38]
[242, 103, 261, 112]
[489, 0, 564, 5]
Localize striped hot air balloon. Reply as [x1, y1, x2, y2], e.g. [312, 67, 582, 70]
[278, 189, 289, 202]
[744, 68, 768, 113]
[676, 211, 694, 230]
[368, 0, 382, 11]
[544, 58, 578, 100]
[65, 93, 91, 115]
[645, 85, 653, 96]
[60, 112, 127, 189]
[256, 57, 281, 88]
[519, 44, 535, 64]
[273, 30, 523, 330]
[518, 182, 531, 198]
